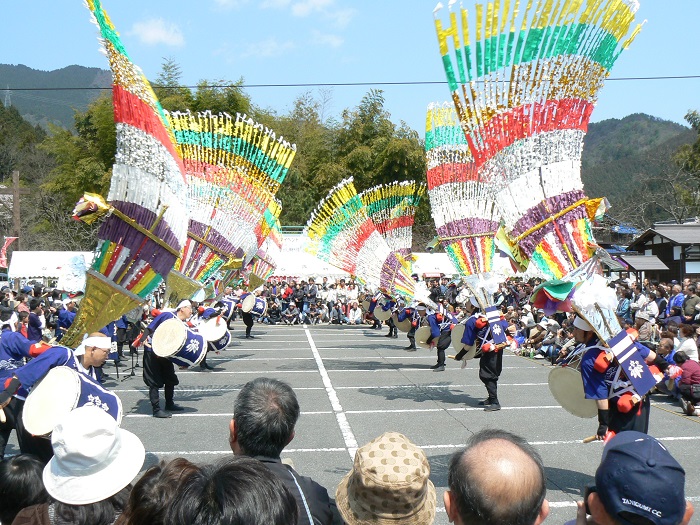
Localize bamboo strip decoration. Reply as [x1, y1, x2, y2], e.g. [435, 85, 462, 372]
[359, 181, 426, 258]
[304, 178, 416, 301]
[64, 0, 189, 345]
[425, 102, 500, 277]
[433, 0, 641, 278]
[166, 110, 295, 300]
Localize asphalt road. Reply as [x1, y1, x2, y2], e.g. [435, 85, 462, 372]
[7, 320, 700, 524]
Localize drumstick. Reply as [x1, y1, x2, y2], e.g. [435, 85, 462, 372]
[0, 407, 6, 424]
[582, 435, 598, 444]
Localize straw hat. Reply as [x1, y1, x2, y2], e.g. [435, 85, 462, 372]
[336, 432, 436, 525]
[43, 406, 145, 505]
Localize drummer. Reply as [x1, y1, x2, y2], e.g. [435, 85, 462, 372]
[575, 316, 657, 440]
[238, 287, 255, 339]
[0, 332, 111, 461]
[138, 301, 192, 418]
[397, 305, 418, 351]
[420, 304, 455, 372]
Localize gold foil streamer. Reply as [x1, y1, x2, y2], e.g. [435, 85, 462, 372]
[164, 270, 204, 307]
[61, 271, 144, 348]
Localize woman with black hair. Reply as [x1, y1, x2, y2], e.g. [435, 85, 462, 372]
[166, 456, 298, 525]
[0, 454, 49, 525]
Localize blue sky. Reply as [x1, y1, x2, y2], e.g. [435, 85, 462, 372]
[2, 0, 699, 135]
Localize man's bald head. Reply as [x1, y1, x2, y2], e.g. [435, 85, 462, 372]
[446, 429, 548, 525]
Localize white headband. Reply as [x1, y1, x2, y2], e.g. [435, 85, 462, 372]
[83, 335, 112, 350]
[573, 317, 593, 332]
[177, 300, 192, 310]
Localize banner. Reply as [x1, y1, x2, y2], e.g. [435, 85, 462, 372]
[0, 237, 18, 268]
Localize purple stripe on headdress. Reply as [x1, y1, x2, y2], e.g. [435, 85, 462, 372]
[189, 220, 238, 255]
[437, 218, 499, 240]
[510, 190, 588, 256]
[98, 201, 180, 277]
[379, 251, 402, 292]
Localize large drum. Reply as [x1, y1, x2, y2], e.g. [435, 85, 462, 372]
[415, 326, 432, 349]
[23, 366, 123, 437]
[218, 299, 236, 321]
[450, 324, 479, 360]
[242, 295, 267, 317]
[392, 312, 413, 333]
[198, 316, 228, 342]
[208, 330, 232, 352]
[548, 353, 598, 419]
[151, 318, 207, 368]
[373, 305, 392, 322]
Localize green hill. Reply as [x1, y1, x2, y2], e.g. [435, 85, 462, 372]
[582, 114, 695, 216]
[0, 64, 111, 129]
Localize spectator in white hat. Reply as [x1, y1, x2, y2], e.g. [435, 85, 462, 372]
[11, 405, 145, 525]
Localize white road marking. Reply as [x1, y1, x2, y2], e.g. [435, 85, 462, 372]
[304, 327, 358, 459]
[112, 382, 550, 393]
[178, 367, 540, 374]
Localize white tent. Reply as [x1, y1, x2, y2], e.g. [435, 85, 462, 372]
[8, 251, 94, 290]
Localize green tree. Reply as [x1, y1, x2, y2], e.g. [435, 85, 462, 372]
[153, 57, 194, 111]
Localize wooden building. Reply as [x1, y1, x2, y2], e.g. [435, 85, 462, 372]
[625, 222, 700, 282]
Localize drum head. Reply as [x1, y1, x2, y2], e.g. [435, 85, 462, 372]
[152, 318, 188, 358]
[548, 366, 598, 419]
[241, 294, 256, 313]
[450, 324, 478, 360]
[198, 317, 228, 342]
[392, 313, 412, 333]
[415, 326, 432, 349]
[374, 307, 392, 322]
[23, 366, 81, 436]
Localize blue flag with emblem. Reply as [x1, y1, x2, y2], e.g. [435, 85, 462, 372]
[485, 306, 507, 345]
[606, 331, 658, 396]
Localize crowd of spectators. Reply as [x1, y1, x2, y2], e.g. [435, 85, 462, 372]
[1, 377, 693, 525]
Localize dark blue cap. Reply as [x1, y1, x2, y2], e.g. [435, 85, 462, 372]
[596, 431, 686, 525]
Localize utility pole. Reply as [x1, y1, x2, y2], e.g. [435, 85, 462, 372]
[0, 171, 31, 250]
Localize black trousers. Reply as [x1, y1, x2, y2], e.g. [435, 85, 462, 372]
[0, 396, 20, 460]
[432, 331, 452, 366]
[479, 351, 503, 402]
[407, 326, 416, 346]
[242, 312, 254, 336]
[609, 394, 650, 435]
[387, 318, 397, 336]
[143, 350, 179, 411]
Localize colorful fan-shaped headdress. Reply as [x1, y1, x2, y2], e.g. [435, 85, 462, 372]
[166, 110, 295, 301]
[359, 181, 425, 258]
[305, 178, 415, 300]
[64, 0, 188, 346]
[425, 102, 499, 277]
[433, 0, 641, 278]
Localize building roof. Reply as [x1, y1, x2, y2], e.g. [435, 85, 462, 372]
[628, 223, 700, 249]
[618, 254, 669, 271]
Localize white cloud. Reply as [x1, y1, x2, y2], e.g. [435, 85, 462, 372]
[129, 19, 185, 47]
[261, 0, 291, 8]
[311, 30, 343, 48]
[328, 7, 355, 28]
[240, 38, 296, 58]
[291, 0, 332, 16]
[213, 0, 249, 8]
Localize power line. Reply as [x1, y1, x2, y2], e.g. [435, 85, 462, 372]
[4, 74, 700, 91]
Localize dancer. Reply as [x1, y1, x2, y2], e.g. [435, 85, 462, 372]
[140, 301, 192, 418]
[576, 316, 657, 438]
